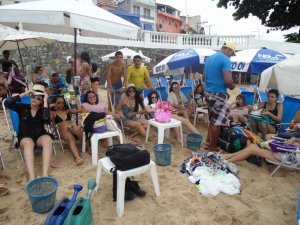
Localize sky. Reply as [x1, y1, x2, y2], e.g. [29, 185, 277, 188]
[157, 0, 297, 42]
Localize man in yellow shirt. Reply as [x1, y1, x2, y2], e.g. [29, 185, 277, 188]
[125, 55, 155, 96]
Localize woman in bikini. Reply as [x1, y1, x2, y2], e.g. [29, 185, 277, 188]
[251, 89, 283, 139]
[116, 84, 148, 143]
[51, 96, 84, 166]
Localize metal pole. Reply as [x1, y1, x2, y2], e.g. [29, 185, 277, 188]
[16, 41, 24, 70]
[74, 28, 77, 78]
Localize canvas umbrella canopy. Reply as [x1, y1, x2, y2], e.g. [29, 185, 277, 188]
[230, 48, 287, 74]
[153, 48, 216, 75]
[259, 53, 300, 96]
[0, 0, 140, 74]
[0, 32, 54, 69]
[101, 47, 151, 64]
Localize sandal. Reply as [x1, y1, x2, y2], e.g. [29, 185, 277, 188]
[75, 157, 84, 166]
[203, 142, 210, 149]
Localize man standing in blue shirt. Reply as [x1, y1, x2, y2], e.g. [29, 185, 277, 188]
[203, 42, 236, 152]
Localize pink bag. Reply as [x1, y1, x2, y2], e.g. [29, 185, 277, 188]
[154, 101, 172, 123]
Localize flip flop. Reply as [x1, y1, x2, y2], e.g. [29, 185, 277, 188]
[202, 142, 210, 149]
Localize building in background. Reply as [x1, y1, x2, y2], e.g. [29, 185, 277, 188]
[116, 0, 155, 31]
[156, 2, 180, 33]
[96, 0, 117, 9]
[180, 15, 203, 34]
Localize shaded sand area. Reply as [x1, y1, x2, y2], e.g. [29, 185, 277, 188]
[0, 88, 299, 225]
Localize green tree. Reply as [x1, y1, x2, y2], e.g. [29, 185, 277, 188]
[217, 0, 300, 43]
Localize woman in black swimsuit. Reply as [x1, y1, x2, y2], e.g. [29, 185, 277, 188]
[252, 89, 283, 139]
[4, 84, 52, 181]
[51, 96, 84, 166]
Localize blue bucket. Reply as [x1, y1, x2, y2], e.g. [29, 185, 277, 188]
[187, 133, 203, 151]
[153, 144, 172, 166]
[25, 177, 59, 214]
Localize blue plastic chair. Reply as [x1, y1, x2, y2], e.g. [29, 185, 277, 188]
[180, 87, 192, 101]
[159, 77, 168, 88]
[278, 96, 300, 131]
[241, 91, 255, 105]
[150, 76, 158, 87]
[258, 90, 268, 103]
[143, 89, 153, 99]
[240, 87, 250, 93]
[156, 86, 168, 101]
[185, 79, 195, 89]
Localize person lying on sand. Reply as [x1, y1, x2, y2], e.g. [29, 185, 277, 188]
[222, 137, 300, 164]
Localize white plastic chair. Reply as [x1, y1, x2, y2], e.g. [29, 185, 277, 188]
[95, 157, 160, 217]
[145, 118, 183, 147]
[193, 107, 209, 125]
[82, 130, 124, 166]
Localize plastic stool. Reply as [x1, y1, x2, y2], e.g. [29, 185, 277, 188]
[193, 107, 208, 125]
[95, 157, 160, 217]
[82, 130, 123, 166]
[145, 118, 183, 147]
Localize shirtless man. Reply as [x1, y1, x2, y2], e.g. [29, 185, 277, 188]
[0, 50, 19, 73]
[106, 51, 127, 110]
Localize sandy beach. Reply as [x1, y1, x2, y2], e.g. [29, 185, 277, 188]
[0, 88, 299, 225]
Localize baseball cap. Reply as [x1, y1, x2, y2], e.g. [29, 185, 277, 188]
[222, 42, 236, 56]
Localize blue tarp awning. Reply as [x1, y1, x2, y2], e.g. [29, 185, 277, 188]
[144, 23, 153, 31]
[108, 9, 141, 28]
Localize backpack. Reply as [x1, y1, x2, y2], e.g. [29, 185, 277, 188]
[154, 101, 172, 123]
[217, 127, 248, 153]
[106, 144, 150, 201]
[106, 144, 150, 171]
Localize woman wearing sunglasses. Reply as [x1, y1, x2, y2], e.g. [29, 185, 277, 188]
[51, 96, 84, 166]
[147, 91, 200, 140]
[168, 82, 190, 119]
[116, 84, 149, 142]
[81, 90, 120, 118]
[4, 84, 52, 181]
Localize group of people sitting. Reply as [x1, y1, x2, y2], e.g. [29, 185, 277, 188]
[3, 47, 299, 183]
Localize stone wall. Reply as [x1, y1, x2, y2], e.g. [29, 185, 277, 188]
[8, 41, 177, 84]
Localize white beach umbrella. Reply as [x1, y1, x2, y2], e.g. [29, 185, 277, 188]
[0, 0, 139, 39]
[101, 47, 151, 63]
[0, 32, 54, 69]
[259, 53, 300, 95]
[0, 0, 140, 74]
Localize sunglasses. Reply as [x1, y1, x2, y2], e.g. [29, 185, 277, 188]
[128, 89, 136, 93]
[88, 95, 97, 99]
[31, 95, 43, 101]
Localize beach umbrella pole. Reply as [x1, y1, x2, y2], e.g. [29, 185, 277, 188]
[16, 41, 24, 70]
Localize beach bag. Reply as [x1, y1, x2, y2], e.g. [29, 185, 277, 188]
[92, 118, 106, 133]
[217, 127, 247, 153]
[154, 101, 172, 123]
[268, 140, 297, 153]
[105, 115, 119, 131]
